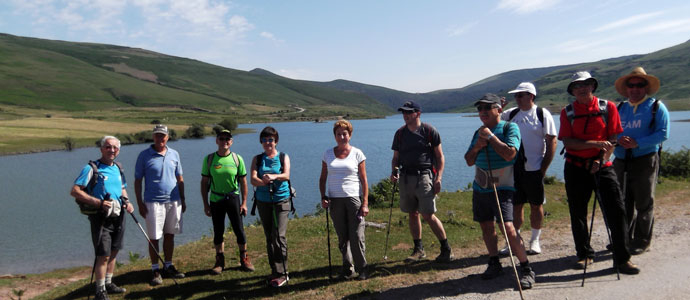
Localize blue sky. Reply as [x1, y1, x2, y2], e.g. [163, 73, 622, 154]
[1, 0, 690, 93]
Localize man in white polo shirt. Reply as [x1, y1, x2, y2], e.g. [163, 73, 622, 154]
[135, 124, 186, 285]
[499, 82, 557, 255]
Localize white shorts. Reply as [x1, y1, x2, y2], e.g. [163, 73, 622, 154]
[145, 201, 183, 240]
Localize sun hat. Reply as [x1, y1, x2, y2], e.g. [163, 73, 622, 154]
[614, 66, 660, 98]
[567, 71, 598, 96]
[398, 101, 421, 112]
[152, 124, 168, 135]
[474, 93, 501, 106]
[508, 82, 537, 96]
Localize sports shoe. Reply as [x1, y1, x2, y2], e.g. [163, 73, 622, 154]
[270, 275, 289, 287]
[498, 244, 511, 256]
[481, 260, 503, 280]
[357, 269, 368, 281]
[527, 239, 541, 255]
[435, 247, 454, 263]
[338, 269, 357, 280]
[164, 265, 185, 279]
[630, 247, 647, 255]
[405, 248, 426, 262]
[105, 282, 126, 294]
[95, 289, 109, 300]
[240, 255, 255, 272]
[150, 270, 163, 286]
[519, 266, 535, 289]
[211, 253, 225, 275]
[617, 261, 640, 275]
[575, 257, 593, 270]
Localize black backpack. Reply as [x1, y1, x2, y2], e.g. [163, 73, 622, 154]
[76, 160, 124, 215]
[250, 152, 296, 216]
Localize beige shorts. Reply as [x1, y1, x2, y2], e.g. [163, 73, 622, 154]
[399, 172, 437, 214]
[145, 201, 183, 240]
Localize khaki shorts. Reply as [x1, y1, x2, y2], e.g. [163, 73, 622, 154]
[145, 201, 183, 240]
[399, 172, 437, 214]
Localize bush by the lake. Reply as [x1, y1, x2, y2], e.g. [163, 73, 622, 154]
[369, 178, 397, 208]
[660, 147, 690, 179]
[61, 136, 75, 151]
[183, 123, 206, 139]
[218, 118, 238, 131]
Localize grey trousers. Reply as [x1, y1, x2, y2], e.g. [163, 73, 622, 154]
[329, 196, 367, 273]
[613, 153, 658, 248]
[257, 199, 290, 276]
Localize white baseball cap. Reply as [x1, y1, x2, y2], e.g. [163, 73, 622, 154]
[508, 82, 537, 96]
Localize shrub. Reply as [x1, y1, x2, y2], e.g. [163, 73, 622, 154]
[150, 119, 161, 124]
[61, 136, 75, 151]
[660, 148, 690, 179]
[183, 123, 205, 138]
[212, 125, 225, 135]
[218, 118, 238, 131]
[168, 128, 178, 141]
[369, 178, 397, 208]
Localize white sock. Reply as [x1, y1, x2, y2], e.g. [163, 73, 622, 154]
[152, 263, 160, 271]
[96, 279, 106, 291]
[531, 228, 542, 241]
[105, 273, 113, 284]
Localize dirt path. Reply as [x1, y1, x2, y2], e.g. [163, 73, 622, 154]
[364, 197, 690, 300]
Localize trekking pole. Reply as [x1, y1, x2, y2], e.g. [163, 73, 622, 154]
[88, 194, 111, 300]
[592, 173, 620, 281]
[383, 167, 399, 260]
[272, 204, 289, 285]
[326, 203, 333, 279]
[581, 192, 597, 287]
[126, 204, 179, 286]
[485, 148, 524, 300]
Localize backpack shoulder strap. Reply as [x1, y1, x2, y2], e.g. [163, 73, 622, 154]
[565, 104, 575, 125]
[279, 152, 286, 173]
[650, 98, 661, 129]
[508, 108, 519, 121]
[86, 160, 100, 193]
[617, 100, 627, 111]
[599, 99, 609, 127]
[537, 107, 544, 128]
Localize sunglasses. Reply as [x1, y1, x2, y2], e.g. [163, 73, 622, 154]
[571, 81, 591, 89]
[476, 104, 496, 111]
[514, 92, 530, 99]
[626, 82, 647, 89]
[401, 110, 416, 115]
[218, 137, 232, 141]
[261, 138, 275, 143]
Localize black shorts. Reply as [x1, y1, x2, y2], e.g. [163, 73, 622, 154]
[473, 190, 514, 223]
[514, 168, 545, 206]
[89, 214, 125, 257]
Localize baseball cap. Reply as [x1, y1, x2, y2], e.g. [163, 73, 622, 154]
[152, 124, 168, 135]
[508, 82, 537, 96]
[474, 93, 501, 106]
[397, 101, 421, 112]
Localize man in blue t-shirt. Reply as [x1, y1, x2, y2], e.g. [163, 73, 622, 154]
[464, 93, 534, 289]
[70, 136, 134, 300]
[135, 125, 186, 285]
[613, 67, 670, 255]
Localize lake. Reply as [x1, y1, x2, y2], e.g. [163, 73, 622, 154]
[1, 112, 687, 274]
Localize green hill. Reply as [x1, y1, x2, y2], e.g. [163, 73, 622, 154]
[0, 33, 392, 120]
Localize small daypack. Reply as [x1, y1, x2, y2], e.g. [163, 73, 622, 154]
[76, 160, 124, 215]
[250, 152, 296, 216]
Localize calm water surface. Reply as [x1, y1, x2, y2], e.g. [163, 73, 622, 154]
[1, 112, 688, 274]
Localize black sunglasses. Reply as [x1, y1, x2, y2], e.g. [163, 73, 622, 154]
[514, 92, 530, 99]
[218, 137, 231, 141]
[261, 138, 275, 143]
[626, 82, 647, 88]
[401, 110, 416, 115]
[476, 104, 496, 111]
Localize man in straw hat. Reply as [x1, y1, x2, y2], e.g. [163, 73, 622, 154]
[613, 67, 670, 255]
[558, 71, 640, 274]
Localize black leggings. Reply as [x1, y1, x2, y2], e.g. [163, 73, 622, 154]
[210, 193, 247, 245]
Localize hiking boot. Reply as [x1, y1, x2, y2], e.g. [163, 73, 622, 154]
[435, 247, 454, 263]
[270, 275, 289, 287]
[527, 239, 541, 255]
[617, 261, 640, 275]
[519, 266, 536, 289]
[574, 257, 593, 270]
[150, 270, 163, 286]
[211, 253, 225, 275]
[481, 260, 503, 280]
[338, 269, 357, 280]
[164, 265, 185, 279]
[498, 244, 511, 256]
[630, 247, 647, 255]
[405, 248, 426, 262]
[240, 255, 255, 272]
[94, 289, 109, 300]
[105, 282, 126, 294]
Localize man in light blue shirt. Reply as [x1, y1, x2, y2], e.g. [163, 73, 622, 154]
[135, 125, 186, 285]
[613, 67, 670, 255]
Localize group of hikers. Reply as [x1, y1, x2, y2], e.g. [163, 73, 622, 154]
[71, 66, 669, 299]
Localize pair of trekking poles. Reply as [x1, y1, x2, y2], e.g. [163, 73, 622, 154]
[88, 195, 178, 299]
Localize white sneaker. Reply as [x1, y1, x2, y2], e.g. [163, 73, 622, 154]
[498, 244, 511, 256]
[527, 239, 541, 255]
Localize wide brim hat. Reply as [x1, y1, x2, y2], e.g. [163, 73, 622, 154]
[567, 71, 598, 96]
[614, 66, 660, 98]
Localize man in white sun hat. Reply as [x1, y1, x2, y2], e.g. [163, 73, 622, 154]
[497, 82, 557, 256]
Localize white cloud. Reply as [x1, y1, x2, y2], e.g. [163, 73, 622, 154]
[637, 18, 690, 34]
[496, 0, 562, 14]
[555, 36, 617, 53]
[446, 22, 477, 37]
[593, 11, 664, 32]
